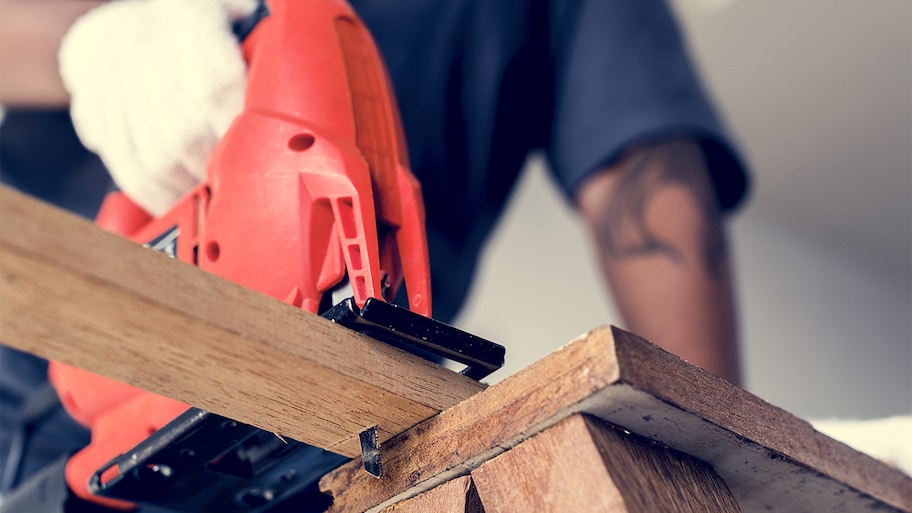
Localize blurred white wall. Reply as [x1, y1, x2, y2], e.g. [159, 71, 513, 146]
[454, 0, 912, 421]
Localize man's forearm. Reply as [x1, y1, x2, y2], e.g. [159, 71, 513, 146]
[0, 0, 103, 107]
[576, 139, 742, 385]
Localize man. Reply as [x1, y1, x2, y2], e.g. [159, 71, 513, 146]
[0, 0, 748, 508]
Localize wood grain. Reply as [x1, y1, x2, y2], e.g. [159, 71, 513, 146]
[320, 327, 912, 513]
[380, 476, 483, 513]
[471, 414, 741, 513]
[3, 186, 909, 513]
[0, 186, 485, 457]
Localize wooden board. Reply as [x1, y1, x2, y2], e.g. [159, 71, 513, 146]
[320, 327, 912, 513]
[0, 186, 485, 457]
[380, 476, 483, 513]
[471, 414, 742, 513]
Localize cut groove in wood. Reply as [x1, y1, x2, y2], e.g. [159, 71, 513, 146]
[380, 475, 483, 513]
[320, 327, 911, 513]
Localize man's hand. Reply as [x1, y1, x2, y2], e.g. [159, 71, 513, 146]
[58, 0, 257, 216]
[576, 139, 742, 385]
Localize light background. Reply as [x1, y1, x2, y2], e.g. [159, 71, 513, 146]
[454, 0, 911, 420]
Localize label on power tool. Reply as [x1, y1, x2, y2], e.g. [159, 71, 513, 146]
[145, 226, 180, 258]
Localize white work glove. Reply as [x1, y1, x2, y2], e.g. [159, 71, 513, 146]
[59, 0, 258, 216]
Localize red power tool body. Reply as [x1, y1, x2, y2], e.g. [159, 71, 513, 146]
[48, 0, 438, 509]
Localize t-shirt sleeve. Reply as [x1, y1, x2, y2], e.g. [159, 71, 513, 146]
[548, 0, 749, 212]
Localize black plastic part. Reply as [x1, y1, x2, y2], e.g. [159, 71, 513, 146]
[323, 297, 505, 380]
[88, 409, 345, 512]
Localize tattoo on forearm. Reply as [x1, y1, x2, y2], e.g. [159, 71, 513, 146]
[596, 141, 727, 276]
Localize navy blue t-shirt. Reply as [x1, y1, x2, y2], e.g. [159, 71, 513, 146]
[0, 0, 747, 501]
[354, 0, 747, 322]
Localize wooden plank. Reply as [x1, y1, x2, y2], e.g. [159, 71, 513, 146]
[0, 186, 485, 457]
[379, 476, 483, 513]
[471, 414, 741, 513]
[320, 326, 912, 513]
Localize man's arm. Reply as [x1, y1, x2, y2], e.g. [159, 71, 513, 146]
[0, 0, 103, 107]
[576, 138, 742, 385]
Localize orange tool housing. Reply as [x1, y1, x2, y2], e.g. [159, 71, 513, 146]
[48, 0, 432, 507]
